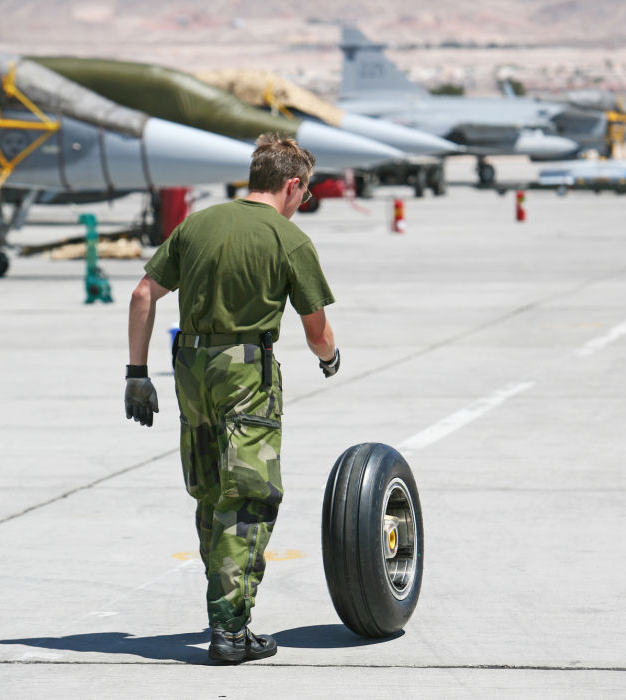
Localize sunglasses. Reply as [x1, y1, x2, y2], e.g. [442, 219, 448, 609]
[295, 177, 312, 204]
[301, 186, 312, 204]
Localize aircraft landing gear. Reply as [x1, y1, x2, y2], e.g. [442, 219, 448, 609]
[0, 198, 9, 278]
[0, 250, 8, 277]
[428, 163, 447, 196]
[412, 167, 427, 197]
[0, 188, 41, 276]
[477, 158, 496, 186]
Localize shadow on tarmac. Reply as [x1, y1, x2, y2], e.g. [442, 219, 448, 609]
[1, 624, 397, 663]
[0, 630, 211, 664]
[273, 624, 403, 648]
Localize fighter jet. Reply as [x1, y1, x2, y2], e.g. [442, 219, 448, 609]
[196, 67, 460, 157]
[529, 87, 624, 115]
[0, 53, 404, 276]
[337, 27, 591, 184]
[0, 54, 263, 275]
[538, 159, 626, 191]
[27, 56, 404, 171]
[196, 67, 462, 200]
[1, 107, 255, 192]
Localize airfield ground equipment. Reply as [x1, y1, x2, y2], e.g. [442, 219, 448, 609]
[391, 198, 406, 233]
[515, 190, 527, 221]
[81, 213, 112, 304]
[322, 443, 424, 638]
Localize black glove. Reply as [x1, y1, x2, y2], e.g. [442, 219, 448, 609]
[125, 365, 159, 427]
[319, 348, 340, 378]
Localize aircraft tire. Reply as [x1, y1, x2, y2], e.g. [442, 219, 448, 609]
[413, 168, 427, 197]
[0, 250, 9, 277]
[429, 166, 447, 196]
[321, 442, 424, 638]
[478, 162, 496, 185]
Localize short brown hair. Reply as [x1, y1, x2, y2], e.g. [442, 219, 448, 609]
[248, 133, 316, 193]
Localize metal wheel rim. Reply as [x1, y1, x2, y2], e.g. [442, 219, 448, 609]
[381, 477, 417, 600]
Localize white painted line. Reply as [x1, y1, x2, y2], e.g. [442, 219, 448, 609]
[399, 380, 536, 452]
[13, 650, 62, 662]
[12, 559, 201, 663]
[575, 320, 626, 357]
[84, 559, 200, 615]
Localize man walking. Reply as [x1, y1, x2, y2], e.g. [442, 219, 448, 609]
[125, 134, 339, 663]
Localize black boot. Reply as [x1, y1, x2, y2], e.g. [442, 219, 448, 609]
[209, 626, 277, 663]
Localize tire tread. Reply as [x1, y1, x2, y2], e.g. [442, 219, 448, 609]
[322, 443, 424, 638]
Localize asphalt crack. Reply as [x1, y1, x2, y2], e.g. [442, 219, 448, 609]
[0, 449, 177, 526]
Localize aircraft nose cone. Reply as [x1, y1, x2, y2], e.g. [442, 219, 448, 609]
[296, 120, 405, 168]
[340, 112, 460, 155]
[144, 119, 253, 185]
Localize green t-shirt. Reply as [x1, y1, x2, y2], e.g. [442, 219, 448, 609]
[145, 199, 335, 339]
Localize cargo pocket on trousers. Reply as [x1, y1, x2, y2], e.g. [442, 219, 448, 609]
[221, 413, 283, 506]
[179, 414, 208, 500]
[272, 359, 283, 417]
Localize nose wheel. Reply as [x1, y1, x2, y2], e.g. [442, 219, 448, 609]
[322, 443, 424, 637]
[0, 250, 8, 277]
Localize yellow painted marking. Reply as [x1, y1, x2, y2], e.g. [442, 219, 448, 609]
[265, 549, 306, 561]
[171, 549, 306, 562]
[172, 551, 200, 561]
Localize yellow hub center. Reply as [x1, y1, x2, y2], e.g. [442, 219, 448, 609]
[388, 529, 396, 551]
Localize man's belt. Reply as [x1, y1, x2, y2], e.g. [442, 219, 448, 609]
[178, 332, 266, 348]
[176, 330, 274, 390]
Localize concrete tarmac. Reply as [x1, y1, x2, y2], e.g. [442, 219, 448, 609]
[1, 158, 625, 698]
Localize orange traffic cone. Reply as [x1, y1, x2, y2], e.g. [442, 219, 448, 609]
[515, 190, 526, 222]
[392, 198, 406, 233]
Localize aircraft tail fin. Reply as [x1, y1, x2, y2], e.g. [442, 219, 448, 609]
[500, 79, 516, 99]
[340, 26, 427, 98]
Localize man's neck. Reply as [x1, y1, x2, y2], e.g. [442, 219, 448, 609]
[244, 191, 283, 213]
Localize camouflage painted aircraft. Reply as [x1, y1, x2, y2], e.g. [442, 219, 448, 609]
[0, 52, 405, 275]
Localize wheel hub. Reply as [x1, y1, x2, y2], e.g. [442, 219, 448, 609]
[381, 478, 417, 600]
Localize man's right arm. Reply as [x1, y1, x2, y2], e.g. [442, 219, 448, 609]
[125, 274, 170, 427]
[301, 308, 340, 377]
[129, 274, 171, 365]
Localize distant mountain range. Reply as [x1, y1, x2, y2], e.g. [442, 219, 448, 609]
[2, 0, 625, 98]
[2, 0, 625, 48]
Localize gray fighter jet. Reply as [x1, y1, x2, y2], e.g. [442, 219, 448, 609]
[0, 54, 262, 275]
[539, 159, 626, 191]
[27, 55, 404, 171]
[337, 27, 595, 184]
[0, 53, 405, 276]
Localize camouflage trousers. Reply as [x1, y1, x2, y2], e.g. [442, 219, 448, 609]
[174, 343, 283, 632]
